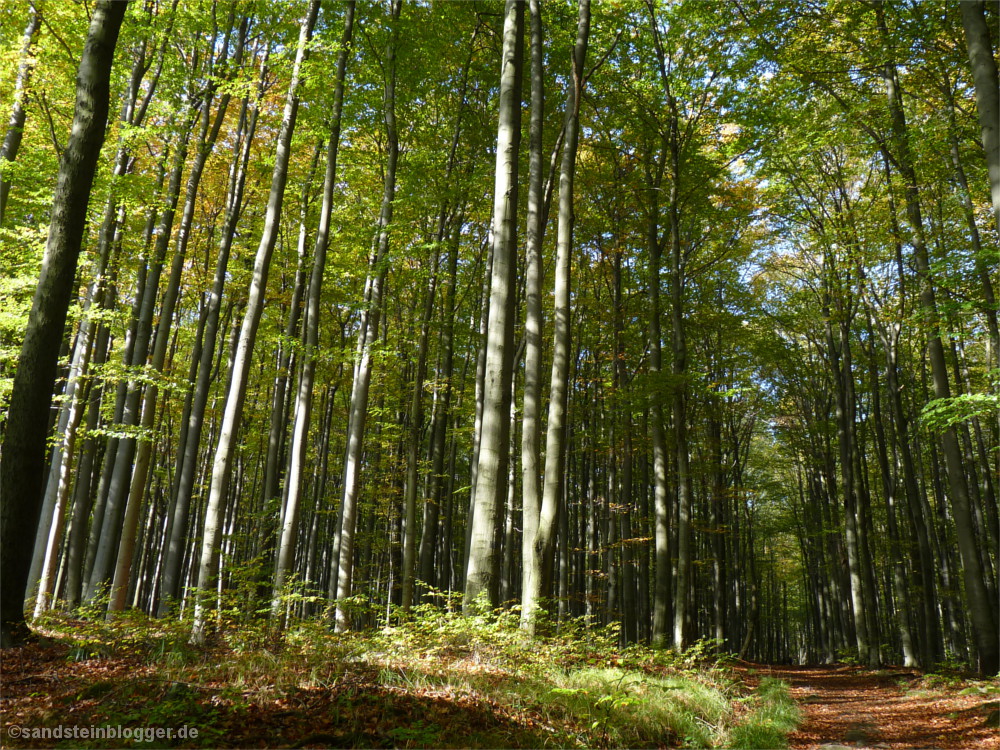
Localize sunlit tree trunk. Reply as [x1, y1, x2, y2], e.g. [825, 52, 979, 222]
[524, 0, 589, 633]
[274, 1, 354, 616]
[464, 0, 524, 613]
[665, 102, 692, 652]
[333, 0, 402, 631]
[110, 34, 245, 615]
[87, 115, 196, 603]
[0, 0, 127, 647]
[190, 0, 320, 644]
[0, 7, 41, 226]
[158, 68, 264, 615]
[643, 144, 671, 648]
[519, 0, 546, 631]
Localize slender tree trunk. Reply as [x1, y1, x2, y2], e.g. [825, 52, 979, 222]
[110, 32, 245, 614]
[274, 1, 354, 615]
[0, 0, 127, 647]
[643, 146, 670, 648]
[464, 242, 492, 586]
[863, 315, 917, 666]
[32, 317, 95, 616]
[190, 0, 320, 644]
[333, 0, 402, 631]
[418, 224, 460, 595]
[403, 64, 473, 604]
[520, 0, 547, 630]
[402, 246, 439, 610]
[262, 143, 321, 560]
[666, 101, 691, 652]
[64, 314, 112, 607]
[879, 151, 942, 665]
[959, 0, 1000, 233]
[464, 0, 524, 613]
[87, 115, 196, 603]
[0, 7, 41, 226]
[158, 80, 262, 614]
[523, 0, 589, 633]
[876, 0, 998, 674]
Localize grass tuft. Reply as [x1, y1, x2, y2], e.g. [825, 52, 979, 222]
[725, 677, 800, 749]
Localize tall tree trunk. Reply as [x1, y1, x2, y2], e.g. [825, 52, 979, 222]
[64, 314, 113, 607]
[523, 0, 589, 633]
[402, 47, 474, 605]
[158, 73, 264, 614]
[879, 151, 942, 666]
[0, 0, 127, 647]
[666, 99, 691, 652]
[0, 7, 41, 226]
[31, 313, 97, 616]
[333, 0, 402, 631]
[402, 246, 439, 611]
[959, 0, 1000, 233]
[876, 0, 998, 674]
[519, 0, 547, 630]
[464, 242, 492, 586]
[190, 0, 320, 644]
[418, 213, 466, 595]
[262, 144, 321, 562]
[464, 0, 524, 613]
[644, 145, 671, 648]
[863, 313, 917, 667]
[110, 27, 245, 614]
[273, 1, 354, 615]
[824, 263, 873, 666]
[86, 115, 196, 603]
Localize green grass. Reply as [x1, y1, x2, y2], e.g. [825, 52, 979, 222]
[725, 677, 800, 749]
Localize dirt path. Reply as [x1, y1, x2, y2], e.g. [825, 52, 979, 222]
[745, 665, 998, 750]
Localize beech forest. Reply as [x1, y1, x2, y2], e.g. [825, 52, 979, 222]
[0, 1, 997, 747]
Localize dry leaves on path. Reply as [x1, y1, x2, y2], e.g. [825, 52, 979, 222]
[745, 664, 998, 750]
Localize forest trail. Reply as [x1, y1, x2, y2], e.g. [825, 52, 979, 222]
[743, 664, 999, 750]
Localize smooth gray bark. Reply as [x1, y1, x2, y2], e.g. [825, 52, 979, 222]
[333, 0, 402, 631]
[402, 246, 439, 611]
[464, 0, 523, 613]
[158, 70, 264, 614]
[960, 0, 1000, 233]
[519, 0, 547, 631]
[523, 0, 589, 632]
[86, 117, 195, 604]
[31, 315, 94, 616]
[0, 0, 127, 647]
[0, 8, 41, 226]
[273, 1, 354, 614]
[665, 102, 691, 652]
[191, 0, 320, 644]
[643, 145, 670, 648]
[109, 26, 244, 614]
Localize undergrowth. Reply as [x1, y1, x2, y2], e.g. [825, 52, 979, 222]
[20, 602, 800, 749]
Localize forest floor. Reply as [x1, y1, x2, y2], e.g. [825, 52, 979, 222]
[737, 663, 999, 750]
[1, 612, 997, 749]
[0, 611, 793, 749]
